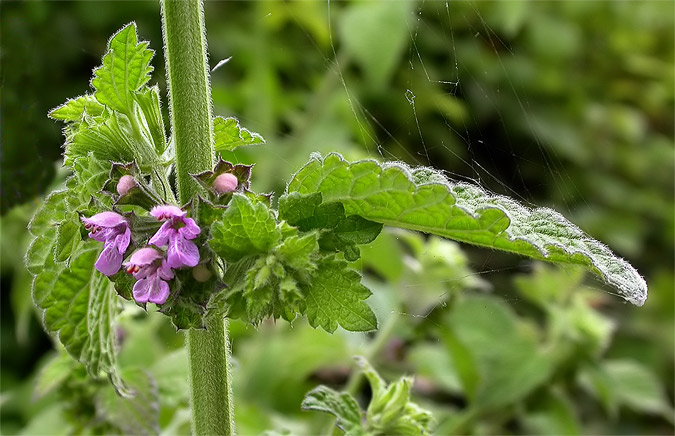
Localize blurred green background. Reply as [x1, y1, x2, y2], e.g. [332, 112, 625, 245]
[1, 1, 673, 434]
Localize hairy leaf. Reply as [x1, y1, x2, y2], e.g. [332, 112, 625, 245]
[26, 191, 68, 274]
[91, 23, 154, 115]
[209, 193, 281, 263]
[64, 111, 155, 167]
[303, 259, 377, 333]
[134, 86, 167, 155]
[213, 116, 264, 153]
[49, 95, 105, 121]
[279, 192, 382, 261]
[33, 243, 122, 384]
[286, 153, 647, 305]
[302, 386, 364, 435]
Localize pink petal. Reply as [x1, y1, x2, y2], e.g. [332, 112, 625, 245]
[178, 217, 201, 240]
[132, 278, 151, 303]
[95, 242, 123, 276]
[150, 205, 185, 220]
[126, 247, 163, 267]
[149, 221, 174, 247]
[114, 227, 131, 254]
[148, 278, 171, 305]
[167, 236, 200, 268]
[157, 259, 175, 281]
[82, 211, 126, 228]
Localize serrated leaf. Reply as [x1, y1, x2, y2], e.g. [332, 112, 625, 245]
[91, 23, 154, 115]
[213, 116, 264, 153]
[28, 190, 68, 237]
[95, 369, 159, 435]
[276, 232, 320, 271]
[286, 153, 647, 305]
[54, 215, 82, 263]
[33, 242, 123, 389]
[303, 260, 377, 333]
[302, 386, 365, 435]
[279, 192, 382, 261]
[26, 191, 69, 274]
[49, 95, 105, 121]
[209, 194, 281, 263]
[64, 111, 156, 167]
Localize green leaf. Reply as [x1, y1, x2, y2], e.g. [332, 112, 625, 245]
[303, 259, 377, 333]
[33, 242, 124, 389]
[95, 369, 160, 435]
[26, 191, 68, 274]
[213, 116, 264, 153]
[339, 0, 413, 89]
[355, 356, 435, 435]
[34, 352, 76, 399]
[134, 86, 167, 155]
[521, 390, 581, 436]
[440, 328, 480, 401]
[64, 111, 155, 167]
[276, 232, 320, 272]
[287, 153, 647, 305]
[447, 296, 556, 412]
[91, 23, 154, 115]
[49, 95, 105, 121]
[54, 215, 82, 263]
[603, 360, 674, 421]
[301, 386, 365, 435]
[209, 193, 281, 263]
[279, 192, 382, 261]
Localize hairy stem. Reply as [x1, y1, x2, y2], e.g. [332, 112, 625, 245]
[161, 0, 214, 202]
[187, 317, 235, 436]
[160, 1, 233, 435]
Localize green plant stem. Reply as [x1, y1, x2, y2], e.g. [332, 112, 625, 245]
[160, 1, 233, 435]
[161, 0, 214, 202]
[187, 317, 235, 436]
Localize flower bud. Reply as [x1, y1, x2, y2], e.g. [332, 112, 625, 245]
[213, 173, 238, 194]
[192, 264, 212, 282]
[116, 175, 137, 196]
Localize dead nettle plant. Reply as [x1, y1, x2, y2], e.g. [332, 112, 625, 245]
[26, 1, 647, 435]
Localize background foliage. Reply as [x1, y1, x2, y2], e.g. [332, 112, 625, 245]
[1, 1, 673, 434]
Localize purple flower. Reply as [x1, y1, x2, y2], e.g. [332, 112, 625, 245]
[125, 247, 174, 305]
[149, 205, 201, 269]
[81, 211, 131, 276]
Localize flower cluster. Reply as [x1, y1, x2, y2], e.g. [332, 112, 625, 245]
[81, 204, 201, 305]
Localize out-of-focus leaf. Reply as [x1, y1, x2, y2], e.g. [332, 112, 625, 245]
[603, 360, 674, 421]
[520, 389, 581, 435]
[301, 386, 364, 435]
[95, 369, 159, 435]
[340, 0, 414, 88]
[447, 295, 556, 412]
